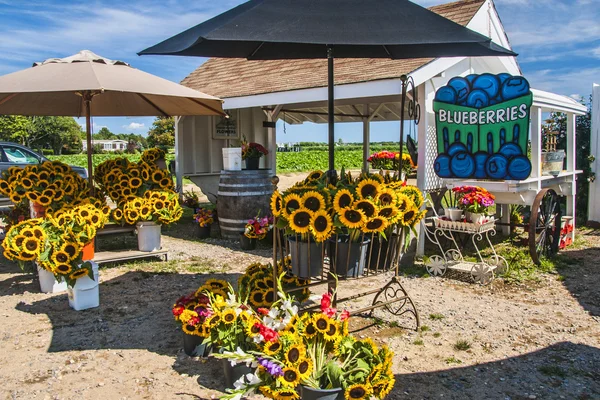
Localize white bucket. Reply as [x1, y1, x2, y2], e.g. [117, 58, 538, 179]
[68, 262, 100, 311]
[222, 147, 242, 171]
[137, 221, 162, 252]
[37, 264, 68, 293]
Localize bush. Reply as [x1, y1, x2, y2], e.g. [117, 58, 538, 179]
[41, 149, 54, 156]
[92, 144, 105, 154]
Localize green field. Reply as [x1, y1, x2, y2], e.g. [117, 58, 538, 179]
[50, 143, 405, 173]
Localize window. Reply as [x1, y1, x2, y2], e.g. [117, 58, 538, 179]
[2, 145, 40, 164]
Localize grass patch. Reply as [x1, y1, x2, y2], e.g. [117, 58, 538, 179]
[445, 357, 462, 365]
[429, 313, 445, 321]
[433, 332, 442, 338]
[413, 338, 424, 346]
[419, 325, 430, 332]
[453, 340, 471, 351]
[538, 365, 567, 378]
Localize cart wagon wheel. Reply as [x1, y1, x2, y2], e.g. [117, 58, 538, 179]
[529, 188, 562, 265]
[471, 263, 494, 285]
[425, 255, 447, 277]
[444, 249, 462, 262]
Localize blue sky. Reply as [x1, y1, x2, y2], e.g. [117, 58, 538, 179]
[0, 0, 598, 143]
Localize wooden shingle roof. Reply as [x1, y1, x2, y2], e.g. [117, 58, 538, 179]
[181, 0, 486, 99]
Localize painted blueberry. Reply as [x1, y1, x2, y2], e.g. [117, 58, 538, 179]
[497, 73, 512, 86]
[485, 154, 509, 180]
[473, 152, 489, 179]
[498, 143, 523, 158]
[448, 77, 471, 105]
[435, 86, 458, 104]
[507, 155, 532, 180]
[467, 89, 490, 109]
[473, 73, 501, 99]
[434, 154, 453, 178]
[501, 76, 530, 101]
[450, 151, 476, 178]
[466, 74, 478, 85]
[447, 142, 468, 157]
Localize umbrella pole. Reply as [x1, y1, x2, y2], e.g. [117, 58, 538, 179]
[84, 92, 94, 194]
[399, 75, 407, 178]
[327, 45, 335, 179]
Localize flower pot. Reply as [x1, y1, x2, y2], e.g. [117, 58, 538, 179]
[137, 221, 161, 252]
[329, 235, 370, 278]
[37, 264, 67, 293]
[245, 157, 260, 170]
[221, 359, 253, 388]
[82, 239, 95, 261]
[67, 262, 100, 311]
[183, 333, 211, 357]
[197, 225, 211, 239]
[444, 207, 463, 221]
[240, 233, 257, 250]
[466, 211, 486, 224]
[288, 236, 324, 278]
[222, 147, 242, 171]
[368, 234, 400, 271]
[300, 385, 344, 400]
[541, 150, 565, 176]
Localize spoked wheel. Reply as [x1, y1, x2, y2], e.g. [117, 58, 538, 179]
[529, 189, 562, 265]
[425, 255, 447, 277]
[471, 263, 494, 285]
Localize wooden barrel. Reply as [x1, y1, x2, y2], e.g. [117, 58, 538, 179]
[217, 169, 274, 239]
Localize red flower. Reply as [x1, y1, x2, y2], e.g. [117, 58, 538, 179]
[172, 305, 184, 316]
[187, 316, 201, 326]
[197, 294, 209, 304]
[256, 323, 278, 342]
[320, 293, 332, 311]
[340, 310, 350, 321]
[323, 307, 337, 318]
[257, 307, 270, 315]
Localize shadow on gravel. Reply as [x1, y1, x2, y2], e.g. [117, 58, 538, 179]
[0, 255, 37, 297]
[395, 342, 600, 399]
[15, 270, 241, 358]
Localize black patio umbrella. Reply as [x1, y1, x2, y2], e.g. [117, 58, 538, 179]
[139, 0, 516, 173]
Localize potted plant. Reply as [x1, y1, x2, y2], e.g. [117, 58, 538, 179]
[241, 137, 269, 170]
[453, 186, 495, 224]
[441, 188, 462, 221]
[242, 213, 274, 250]
[171, 278, 229, 357]
[194, 207, 215, 239]
[541, 117, 566, 176]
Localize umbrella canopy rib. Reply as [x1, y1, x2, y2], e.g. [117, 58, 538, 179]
[137, 93, 169, 117]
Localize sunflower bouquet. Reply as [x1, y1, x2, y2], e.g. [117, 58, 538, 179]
[140, 147, 166, 164]
[0, 161, 88, 213]
[114, 190, 183, 226]
[237, 260, 310, 310]
[244, 213, 273, 240]
[367, 151, 416, 176]
[172, 278, 229, 337]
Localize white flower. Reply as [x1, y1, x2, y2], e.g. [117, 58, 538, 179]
[233, 376, 247, 390]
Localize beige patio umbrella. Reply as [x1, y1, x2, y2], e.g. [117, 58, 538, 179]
[0, 50, 225, 191]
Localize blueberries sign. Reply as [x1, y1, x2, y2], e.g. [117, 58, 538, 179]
[433, 73, 533, 181]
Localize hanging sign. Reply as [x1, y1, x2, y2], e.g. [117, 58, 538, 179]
[433, 73, 533, 180]
[214, 113, 238, 140]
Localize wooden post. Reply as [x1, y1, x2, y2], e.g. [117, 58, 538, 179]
[362, 104, 370, 173]
[530, 106, 542, 191]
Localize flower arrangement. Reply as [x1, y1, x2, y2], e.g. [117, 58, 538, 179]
[94, 148, 174, 208]
[271, 169, 426, 244]
[140, 147, 166, 164]
[452, 186, 495, 214]
[215, 274, 395, 400]
[182, 190, 201, 209]
[244, 213, 273, 240]
[172, 279, 229, 337]
[367, 151, 416, 175]
[2, 202, 108, 286]
[237, 260, 310, 310]
[194, 207, 215, 228]
[0, 161, 89, 213]
[241, 137, 269, 160]
[113, 190, 183, 226]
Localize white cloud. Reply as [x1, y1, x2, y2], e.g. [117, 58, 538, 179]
[123, 122, 145, 130]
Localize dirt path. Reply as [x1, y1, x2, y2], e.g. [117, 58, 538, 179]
[0, 224, 599, 399]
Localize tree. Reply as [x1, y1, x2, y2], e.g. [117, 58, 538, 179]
[32, 117, 83, 155]
[0, 115, 35, 145]
[147, 117, 175, 148]
[94, 127, 115, 140]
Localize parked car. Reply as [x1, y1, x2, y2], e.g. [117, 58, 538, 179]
[0, 142, 88, 207]
[0, 142, 88, 179]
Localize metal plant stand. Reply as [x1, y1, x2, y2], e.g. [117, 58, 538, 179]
[423, 212, 508, 285]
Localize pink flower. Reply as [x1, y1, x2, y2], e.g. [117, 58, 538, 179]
[340, 310, 350, 321]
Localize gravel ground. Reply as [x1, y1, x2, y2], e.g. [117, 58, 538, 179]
[0, 175, 599, 399]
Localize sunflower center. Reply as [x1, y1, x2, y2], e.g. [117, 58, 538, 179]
[338, 194, 352, 208]
[306, 323, 316, 335]
[285, 199, 300, 214]
[293, 211, 311, 228]
[366, 219, 384, 230]
[350, 387, 367, 398]
[284, 370, 298, 382]
[379, 193, 393, 205]
[298, 360, 309, 374]
[58, 264, 69, 272]
[313, 215, 329, 232]
[356, 202, 376, 218]
[304, 197, 321, 212]
[287, 348, 300, 363]
[269, 342, 281, 352]
[25, 240, 38, 251]
[316, 318, 328, 330]
[224, 313, 235, 322]
[379, 207, 393, 217]
[327, 324, 337, 336]
[56, 253, 68, 263]
[403, 210, 415, 222]
[344, 210, 362, 223]
[360, 184, 377, 199]
[264, 290, 275, 304]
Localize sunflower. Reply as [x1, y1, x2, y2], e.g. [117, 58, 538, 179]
[31, 227, 45, 240]
[263, 288, 276, 305]
[51, 250, 70, 265]
[284, 344, 304, 365]
[400, 186, 424, 208]
[323, 320, 341, 342]
[55, 263, 73, 275]
[221, 309, 237, 324]
[306, 170, 324, 181]
[153, 200, 165, 212]
[152, 170, 163, 184]
[283, 193, 302, 217]
[344, 383, 373, 400]
[377, 188, 397, 206]
[249, 290, 264, 308]
[354, 199, 377, 218]
[363, 216, 388, 233]
[22, 237, 41, 255]
[60, 242, 80, 261]
[112, 208, 123, 221]
[11, 234, 26, 250]
[378, 204, 399, 222]
[310, 210, 334, 242]
[271, 389, 299, 400]
[182, 324, 197, 335]
[312, 313, 331, 333]
[206, 312, 221, 327]
[279, 367, 301, 387]
[245, 320, 262, 337]
[297, 357, 313, 380]
[69, 267, 89, 280]
[159, 177, 172, 189]
[129, 177, 143, 189]
[301, 191, 326, 212]
[332, 189, 353, 211]
[395, 193, 413, 213]
[338, 207, 366, 229]
[263, 340, 282, 355]
[141, 169, 150, 181]
[19, 252, 37, 261]
[400, 206, 419, 226]
[20, 177, 34, 189]
[289, 208, 313, 234]
[356, 179, 381, 200]
[139, 204, 152, 219]
[268, 191, 283, 217]
[37, 195, 52, 207]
